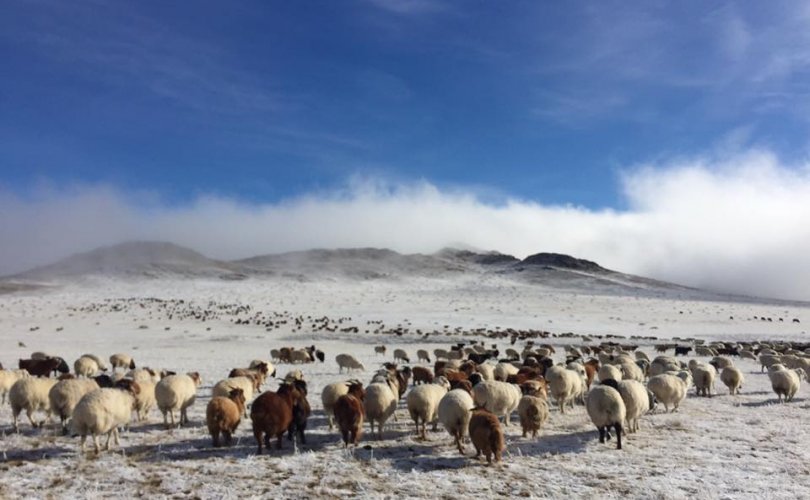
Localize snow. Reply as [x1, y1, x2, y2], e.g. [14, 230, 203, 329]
[1, 275, 809, 499]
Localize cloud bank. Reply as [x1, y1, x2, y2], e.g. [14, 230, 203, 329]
[2, 149, 810, 301]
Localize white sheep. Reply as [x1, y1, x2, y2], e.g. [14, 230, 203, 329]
[739, 350, 757, 361]
[617, 379, 650, 433]
[768, 367, 804, 402]
[417, 349, 431, 363]
[690, 362, 716, 397]
[759, 354, 782, 372]
[364, 382, 398, 439]
[710, 356, 733, 370]
[74, 356, 101, 378]
[650, 356, 682, 376]
[110, 353, 136, 370]
[720, 366, 744, 395]
[407, 378, 450, 439]
[48, 378, 99, 432]
[212, 376, 258, 415]
[586, 379, 627, 449]
[476, 363, 496, 381]
[72, 383, 139, 454]
[471, 380, 522, 425]
[9, 377, 57, 431]
[249, 359, 276, 378]
[493, 362, 519, 382]
[438, 388, 474, 452]
[0, 369, 30, 404]
[433, 348, 451, 360]
[545, 365, 584, 414]
[635, 351, 650, 362]
[155, 372, 201, 428]
[517, 395, 549, 438]
[133, 381, 156, 421]
[647, 373, 687, 412]
[290, 349, 312, 364]
[335, 354, 365, 373]
[598, 364, 623, 383]
[126, 367, 162, 384]
[321, 381, 351, 430]
[616, 359, 644, 382]
[80, 354, 109, 371]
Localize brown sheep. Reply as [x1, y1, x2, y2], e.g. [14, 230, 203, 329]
[206, 388, 246, 447]
[469, 408, 505, 464]
[412, 366, 435, 385]
[250, 381, 305, 454]
[280, 379, 310, 445]
[229, 362, 270, 387]
[334, 381, 365, 447]
[583, 358, 600, 389]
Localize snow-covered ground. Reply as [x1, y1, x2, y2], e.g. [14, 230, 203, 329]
[1, 276, 809, 499]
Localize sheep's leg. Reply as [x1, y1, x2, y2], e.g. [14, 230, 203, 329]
[104, 431, 112, 450]
[93, 434, 101, 454]
[223, 430, 232, 446]
[341, 429, 349, 447]
[212, 429, 221, 447]
[254, 429, 263, 454]
[79, 433, 87, 452]
[614, 423, 623, 450]
[275, 431, 283, 450]
[113, 427, 120, 447]
[12, 410, 20, 433]
[598, 427, 606, 443]
[369, 419, 375, 437]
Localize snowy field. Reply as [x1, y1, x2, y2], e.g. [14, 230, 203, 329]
[1, 276, 810, 499]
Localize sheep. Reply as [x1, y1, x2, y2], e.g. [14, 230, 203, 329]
[290, 349, 313, 364]
[206, 388, 246, 447]
[586, 378, 626, 449]
[155, 372, 201, 428]
[739, 350, 757, 361]
[768, 367, 804, 402]
[393, 349, 410, 363]
[109, 353, 136, 370]
[407, 378, 451, 439]
[321, 381, 352, 430]
[334, 381, 366, 447]
[616, 359, 644, 382]
[80, 354, 109, 371]
[647, 373, 687, 412]
[635, 351, 650, 362]
[19, 357, 69, 377]
[720, 366, 744, 395]
[434, 348, 451, 360]
[598, 364, 623, 383]
[493, 362, 519, 382]
[469, 408, 505, 464]
[283, 369, 304, 383]
[650, 356, 681, 377]
[517, 395, 549, 438]
[72, 380, 140, 454]
[282, 379, 311, 445]
[438, 388, 474, 453]
[249, 360, 277, 378]
[0, 369, 30, 404]
[9, 377, 58, 431]
[132, 381, 156, 421]
[374, 345, 387, 356]
[364, 382, 398, 439]
[759, 354, 782, 372]
[48, 378, 100, 433]
[476, 363, 496, 381]
[417, 349, 431, 363]
[230, 362, 270, 386]
[471, 380, 522, 426]
[617, 380, 650, 433]
[545, 365, 584, 414]
[710, 356, 734, 370]
[212, 376, 259, 416]
[251, 381, 306, 453]
[411, 366, 435, 385]
[74, 356, 101, 378]
[126, 367, 162, 385]
[690, 362, 716, 397]
[335, 353, 365, 373]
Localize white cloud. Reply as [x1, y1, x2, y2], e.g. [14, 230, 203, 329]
[3, 149, 810, 301]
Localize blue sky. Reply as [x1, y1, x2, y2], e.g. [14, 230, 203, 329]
[4, 1, 810, 300]
[3, 1, 809, 207]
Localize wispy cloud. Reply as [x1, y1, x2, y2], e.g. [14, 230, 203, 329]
[3, 149, 810, 301]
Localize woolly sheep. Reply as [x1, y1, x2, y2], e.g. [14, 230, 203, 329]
[517, 395, 549, 438]
[0, 369, 30, 404]
[493, 362, 519, 382]
[690, 363, 716, 397]
[476, 363, 496, 381]
[647, 374, 687, 412]
[126, 367, 162, 385]
[48, 378, 99, 433]
[212, 376, 258, 416]
[321, 381, 350, 430]
[74, 356, 101, 378]
[438, 388, 474, 453]
[335, 354, 365, 373]
[759, 354, 782, 372]
[407, 378, 451, 439]
[768, 367, 804, 402]
[155, 372, 201, 428]
[249, 359, 277, 378]
[434, 348, 451, 360]
[133, 381, 156, 421]
[417, 349, 431, 363]
[393, 349, 410, 363]
[206, 388, 246, 447]
[617, 379, 649, 433]
[739, 350, 757, 361]
[364, 382, 398, 439]
[710, 356, 733, 370]
[471, 380, 522, 425]
[586, 379, 626, 449]
[616, 359, 644, 382]
[72, 382, 139, 454]
[635, 351, 650, 362]
[720, 366, 744, 395]
[650, 356, 681, 377]
[109, 353, 136, 370]
[545, 365, 584, 414]
[9, 377, 58, 431]
[290, 349, 312, 364]
[598, 365, 623, 383]
[469, 408, 505, 464]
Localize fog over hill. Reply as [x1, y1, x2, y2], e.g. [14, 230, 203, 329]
[3, 240, 786, 304]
